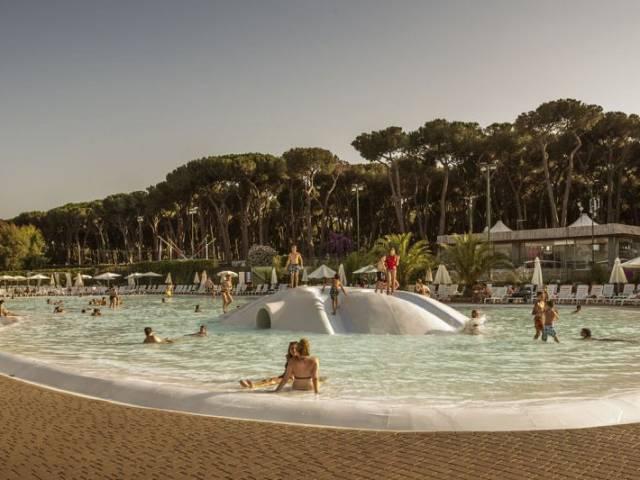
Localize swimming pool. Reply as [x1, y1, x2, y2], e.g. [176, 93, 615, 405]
[2, 295, 640, 430]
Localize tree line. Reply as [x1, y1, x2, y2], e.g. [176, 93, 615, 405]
[7, 98, 640, 268]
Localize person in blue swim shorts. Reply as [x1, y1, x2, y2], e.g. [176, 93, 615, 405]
[542, 299, 560, 343]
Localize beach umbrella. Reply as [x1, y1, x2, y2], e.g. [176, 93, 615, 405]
[94, 272, 121, 286]
[301, 267, 309, 283]
[127, 275, 136, 287]
[49, 274, 55, 286]
[433, 264, 452, 285]
[425, 268, 433, 283]
[308, 265, 336, 279]
[0, 275, 14, 287]
[74, 273, 84, 287]
[81, 274, 92, 279]
[12, 275, 27, 282]
[338, 264, 347, 285]
[64, 272, 73, 287]
[54, 272, 60, 287]
[164, 273, 173, 285]
[142, 272, 162, 278]
[621, 256, 640, 269]
[353, 264, 374, 274]
[125, 272, 143, 279]
[531, 257, 544, 288]
[193, 272, 200, 284]
[28, 273, 49, 287]
[217, 270, 238, 278]
[270, 267, 278, 286]
[200, 270, 208, 288]
[237, 271, 245, 286]
[609, 257, 628, 284]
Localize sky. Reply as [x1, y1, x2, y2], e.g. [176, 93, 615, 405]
[1, 0, 640, 218]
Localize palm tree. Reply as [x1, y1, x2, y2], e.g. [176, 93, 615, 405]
[442, 234, 511, 288]
[372, 233, 432, 288]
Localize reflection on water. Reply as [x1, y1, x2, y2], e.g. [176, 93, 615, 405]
[2, 295, 640, 407]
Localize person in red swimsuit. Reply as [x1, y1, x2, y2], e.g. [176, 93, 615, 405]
[384, 248, 400, 295]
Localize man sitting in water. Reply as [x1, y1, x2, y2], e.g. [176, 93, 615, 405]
[91, 308, 102, 317]
[572, 305, 582, 314]
[194, 304, 201, 313]
[0, 299, 13, 317]
[143, 327, 174, 344]
[53, 305, 64, 314]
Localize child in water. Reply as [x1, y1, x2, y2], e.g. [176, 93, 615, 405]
[323, 274, 347, 315]
[542, 300, 560, 343]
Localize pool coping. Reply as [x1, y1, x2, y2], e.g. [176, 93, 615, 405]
[2, 350, 640, 432]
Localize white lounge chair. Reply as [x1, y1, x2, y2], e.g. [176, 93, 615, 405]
[556, 285, 574, 304]
[574, 285, 589, 304]
[585, 285, 603, 304]
[615, 284, 636, 305]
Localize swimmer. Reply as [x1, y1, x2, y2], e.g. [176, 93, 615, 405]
[580, 328, 634, 343]
[53, 305, 64, 314]
[81, 309, 87, 314]
[542, 300, 559, 343]
[143, 327, 174, 344]
[0, 299, 13, 317]
[186, 325, 207, 337]
[194, 304, 201, 313]
[275, 338, 319, 393]
[572, 305, 582, 314]
[221, 274, 233, 313]
[91, 308, 102, 317]
[240, 341, 298, 389]
[531, 292, 545, 340]
[323, 274, 347, 315]
[462, 309, 485, 335]
[162, 297, 166, 303]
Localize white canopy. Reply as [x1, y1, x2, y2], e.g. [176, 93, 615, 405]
[125, 272, 143, 279]
[433, 264, 452, 285]
[74, 273, 84, 287]
[27, 273, 49, 280]
[164, 273, 173, 285]
[218, 270, 238, 278]
[531, 257, 544, 287]
[338, 264, 347, 285]
[308, 265, 336, 279]
[353, 264, 376, 274]
[270, 267, 278, 286]
[81, 274, 92, 279]
[142, 272, 162, 278]
[193, 272, 200, 284]
[483, 220, 512, 233]
[49, 274, 55, 286]
[200, 270, 208, 287]
[65, 272, 72, 287]
[569, 213, 598, 228]
[609, 257, 628, 283]
[0, 275, 15, 281]
[94, 272, 122, 281]
[12, 275, 27, 281]
[621, 256, 640, 269]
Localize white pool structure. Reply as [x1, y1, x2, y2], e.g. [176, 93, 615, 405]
[2, 288, 640, 432]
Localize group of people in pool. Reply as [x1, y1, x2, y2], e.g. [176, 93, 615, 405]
[239, 337, 320, 393]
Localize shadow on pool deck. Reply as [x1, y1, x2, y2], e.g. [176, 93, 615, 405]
[1, 374, 638, 480]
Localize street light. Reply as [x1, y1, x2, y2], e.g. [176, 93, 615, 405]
[351, 184, 364, 250]
[188, 207, 199, 258]
[137, 216, 144, 262]
[479, 162, 498, 246]
[589, 192, 601, 267]
[464, 195, 478, 233]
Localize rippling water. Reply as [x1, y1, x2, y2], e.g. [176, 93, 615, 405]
[2, 295, 640, 407]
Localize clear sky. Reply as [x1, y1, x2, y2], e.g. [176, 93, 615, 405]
[2, 0, 639, 218]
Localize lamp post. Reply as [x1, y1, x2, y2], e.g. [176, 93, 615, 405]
[589, 193, 600, 267]
[479, 162, 498, 246]
[464, 195, 477, 233]
[188, 207, 199, 258]
[136, 216, 144, 262]
[351, 184, 364, 250]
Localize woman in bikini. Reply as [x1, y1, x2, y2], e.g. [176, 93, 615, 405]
[240, 341, 298, 389]
[385, 247, 400, 295]
[221, 274, 233, 313]
[275, 338, 319, 393]
[284, 245, 303, 288]
[531, 291, 545, 340]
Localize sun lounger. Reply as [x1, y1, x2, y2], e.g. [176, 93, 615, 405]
[573, 284, 589, 304]
[556, 285, 574, 304]
[585, 285, 603, 304]
[614, 284, 636, 305]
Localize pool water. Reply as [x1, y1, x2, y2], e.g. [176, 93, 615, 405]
[2, 296, 640, 408]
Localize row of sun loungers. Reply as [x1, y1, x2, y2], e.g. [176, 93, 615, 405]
[478, 283, 640, 305]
